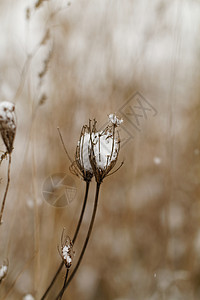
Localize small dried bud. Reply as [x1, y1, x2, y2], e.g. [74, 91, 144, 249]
[108, 114, 123, 126]
[59, 231, 74, 269]
[0, 101, 16, 153]
[0, 261, 8, 283]
[62, 245, 73, 268]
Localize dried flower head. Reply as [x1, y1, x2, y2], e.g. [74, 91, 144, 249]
[59, 230, 74, 269]
[0, 260, 8, 283]
[70, 122, 96, 182]
[71, 115, 123, 184]
[0, 101, 16, 154]
[89, 115, 122, 183]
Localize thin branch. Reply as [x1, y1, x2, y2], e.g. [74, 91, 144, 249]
[0, 154, 12, 225]
[55, 182, 101, 299]
[106, 161, 124, 177]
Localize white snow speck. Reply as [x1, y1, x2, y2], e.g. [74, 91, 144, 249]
[109, 113, 123, 126]
[62, 245, 72, 265]
[153, 157, 161, 165]
[0, 264, 7, 279]
[23, 294, 35, 300]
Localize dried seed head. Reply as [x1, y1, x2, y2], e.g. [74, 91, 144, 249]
[59, 231, 74, 269]
[0, 260, 8, 283]
[70, 124, 94, 182]
[89, 118, 122, 183]
[0, 101, 16, 153]
[71, 115, 123, 183]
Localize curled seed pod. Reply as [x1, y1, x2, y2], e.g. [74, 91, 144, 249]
[59, 230, 74, 269]
[0, 101, 16, 154]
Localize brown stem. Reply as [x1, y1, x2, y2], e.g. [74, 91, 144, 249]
[55, 182, 101, 299]
[0, 154, 11, 225]
[58, 268, 69, 300]
[40, 181, 90, 300]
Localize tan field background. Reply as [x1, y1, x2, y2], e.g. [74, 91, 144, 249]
[0, 0, 200, 299]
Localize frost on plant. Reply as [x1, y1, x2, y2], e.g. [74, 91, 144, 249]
[70, 114, 123, 183]
[70, 123, 95, 182]
[89, 114, 123, 183]
[0, 261, 8, 284]
[62, 245, 73, 268]
[0, 101, 16, 154]
[108, 113, 123, 126]
[59, 230, 74, 269]
[0, 101, 16, 224]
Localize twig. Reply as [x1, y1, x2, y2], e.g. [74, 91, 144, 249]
[55, 182, 101, 299]
[0, 154, 12, 225]
[57, 127, 73, 164]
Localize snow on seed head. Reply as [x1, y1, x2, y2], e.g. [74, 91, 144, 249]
[108, 113, 123, 126]
[0, 261, 8, 282]
[59, 230, 74, 269]
[0, 101, 16, 153]
[89, 114, 123, 183]
[70, 123, 94, 182]
[71, 114, 123, 184]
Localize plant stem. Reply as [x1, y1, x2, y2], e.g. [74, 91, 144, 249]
[40, 261, 64, 300]
[0, 154, 11, 225]
[58, 268, 69, 300]
[73, 181, 90, 244]
[55, 182, 101, 299]
[40, 181, 90, 300]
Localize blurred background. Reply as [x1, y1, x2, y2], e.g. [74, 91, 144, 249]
[0, 0, 200, 299]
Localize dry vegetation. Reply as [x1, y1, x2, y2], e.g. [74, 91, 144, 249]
[0, 0, 200, 299]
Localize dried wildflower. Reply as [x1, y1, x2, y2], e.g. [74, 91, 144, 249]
[0, 101, 16, 154]
[89, 115, 123, 183]
[59, 230, 74, 269]
[71, 115, 123, 184]
[0, 260, 8, 283]
[70, 123, 95, 182]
